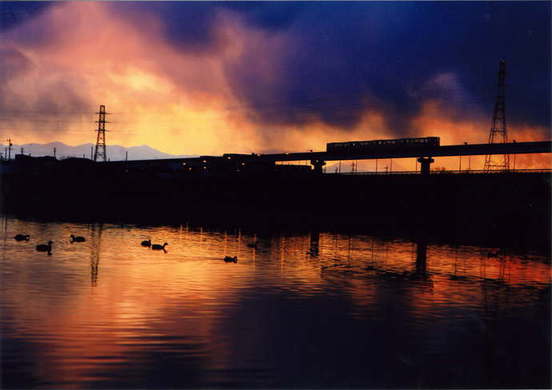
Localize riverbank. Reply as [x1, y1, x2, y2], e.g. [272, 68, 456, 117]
[2, 163, 550, 253]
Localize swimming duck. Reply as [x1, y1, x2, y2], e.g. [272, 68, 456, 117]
[36, 241, 53, 254]
[70, 235, 86, 243]
[141, 239, 151, 247]
[152, 242, 168, 250]
[224, 256, 238, 263]
[14, 234, 30, 241]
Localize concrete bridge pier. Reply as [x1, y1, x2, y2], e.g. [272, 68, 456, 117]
[311, 159, 326, 174]
[417, 157, 435, 175]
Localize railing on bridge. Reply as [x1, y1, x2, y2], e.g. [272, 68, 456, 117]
[332, 168, 552, 176]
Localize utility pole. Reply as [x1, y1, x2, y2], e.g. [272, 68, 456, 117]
[53, 147, 56, 159]
[6, 139, 12, 160]
[484, 60, 510, 171]
[93, 105, 109, 162]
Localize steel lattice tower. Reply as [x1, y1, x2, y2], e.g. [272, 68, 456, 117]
[484, 60, 510, 171]
[93, 105, 108, 162]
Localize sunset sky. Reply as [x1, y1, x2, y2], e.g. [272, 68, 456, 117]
[0, 2, 550, 157]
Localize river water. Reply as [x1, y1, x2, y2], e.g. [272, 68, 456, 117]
[1, 216, 550, 388]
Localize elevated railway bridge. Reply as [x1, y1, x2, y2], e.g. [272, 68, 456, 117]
[108, 140, 552, 175]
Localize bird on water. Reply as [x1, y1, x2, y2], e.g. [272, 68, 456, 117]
[224, 256, 238, 263]
[70, 235, 86, 243]
[141, 239, 151, 247]
[14, 234, 30, 241]
[152, 242, 168, 250]
[36, 241, 53, 255]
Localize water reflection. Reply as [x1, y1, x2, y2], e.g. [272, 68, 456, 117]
[415, 239, 428, 277]
[307, 230, 319, 257]
[0, 216, 550, 388]
[90, 223, 102, 287]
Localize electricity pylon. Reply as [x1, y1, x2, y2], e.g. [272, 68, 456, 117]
[484, 60, 510, 171]
[93, 105, 109, 162]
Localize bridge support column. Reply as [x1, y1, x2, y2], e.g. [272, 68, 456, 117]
[417, 157, 434, 175]
[311, 159, 326, 174]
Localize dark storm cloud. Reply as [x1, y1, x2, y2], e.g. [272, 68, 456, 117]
[219, 3, 405, 130]
[109, 2, 307, 52]
[221, 2, 307, 31]
[217, 2, 551, 134]
[122, 2, 548, 136]
[0, 2, 53, 32]
[2, 2, 549, 141]
[109, 2, 221, 54]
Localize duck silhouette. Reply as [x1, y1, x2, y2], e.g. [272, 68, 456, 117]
[152, 242, 168, 250]
[36, 241, 53, 255]
[141, 239, 151, 247]
[14, 234, 30, 241]
[70, 235, 86, 243]
[224, 256, 238, 263]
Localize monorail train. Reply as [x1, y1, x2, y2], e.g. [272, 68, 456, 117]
[326, 137, 440, 153]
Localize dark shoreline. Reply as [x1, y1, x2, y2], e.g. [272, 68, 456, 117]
[2, 196, 550, 257]
[2, 158, 550, 255]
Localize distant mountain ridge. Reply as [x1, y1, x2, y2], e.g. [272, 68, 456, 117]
[5, 142, 192, 161]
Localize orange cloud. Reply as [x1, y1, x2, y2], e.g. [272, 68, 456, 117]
[1, 3, 292, 154]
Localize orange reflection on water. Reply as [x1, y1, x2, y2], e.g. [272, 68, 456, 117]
[1, 219, 550, 387]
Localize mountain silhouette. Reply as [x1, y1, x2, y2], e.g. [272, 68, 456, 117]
[5, 142, 192, 161]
